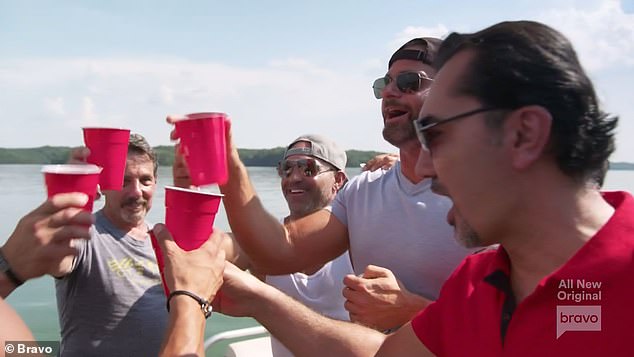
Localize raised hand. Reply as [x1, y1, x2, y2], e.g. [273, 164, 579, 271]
[165, 114, 234, 188]
[152, 224, 226, 301]
[1, 193, 93, 296]
[342, 265, 431, 331]
[361, 153, 399, 172]
[67, 147, 91, 164]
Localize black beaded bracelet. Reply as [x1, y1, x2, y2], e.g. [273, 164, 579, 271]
[166, 290, 213, 319]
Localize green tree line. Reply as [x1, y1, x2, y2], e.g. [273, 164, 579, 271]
[2, 146, 632, 169]
[0, 146, 388, 168]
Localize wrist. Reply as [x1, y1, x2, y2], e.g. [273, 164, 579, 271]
[169, 295, 204, 315]
[402, 293, 432, 324]
[167, 290, 213, 319]
[172, 176, 192, 189]
[0, 246, 25, 288]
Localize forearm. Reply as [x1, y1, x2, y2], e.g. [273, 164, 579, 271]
[160, 297, 206, 357]
[219, 146, 294, 272]
[254, 284, 385, 357]
[221, 233, 253, 271]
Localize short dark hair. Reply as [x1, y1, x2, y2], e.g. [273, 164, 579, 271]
[435, 21, 618, 182]
[591, 160, 609, 188]
[128, 133, 158, 176]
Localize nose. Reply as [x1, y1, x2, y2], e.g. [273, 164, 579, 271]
[415, 148, 436, 179]
[126, 179, 143, 198]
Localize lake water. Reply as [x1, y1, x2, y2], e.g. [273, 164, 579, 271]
[1, 165, 632, 356]
[0, 165, 363, 356]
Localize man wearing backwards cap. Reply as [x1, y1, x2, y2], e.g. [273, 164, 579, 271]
[171, 133, 394, 356]
[277, 135, 348, 218]
[198, 36, 473, 332]
[265, 134, 353, 357]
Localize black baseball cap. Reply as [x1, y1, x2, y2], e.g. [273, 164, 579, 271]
[388, 37, 442, 68]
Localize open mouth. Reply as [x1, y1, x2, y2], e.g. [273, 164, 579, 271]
[124, 202, 145, 211]
[287, 189, 306, 195]
[385, 108, 409, 122]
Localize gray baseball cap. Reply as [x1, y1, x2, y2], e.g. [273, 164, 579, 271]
[283, 134, 347, 171]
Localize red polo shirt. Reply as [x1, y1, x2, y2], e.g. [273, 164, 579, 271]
[412, 191, 634, 357]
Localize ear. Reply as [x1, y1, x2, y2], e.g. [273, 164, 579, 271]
[504, 105, 552, 170]
[333, 171, 347, 192]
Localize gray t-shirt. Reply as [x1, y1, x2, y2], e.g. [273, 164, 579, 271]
[331, 161, 474, 300]
[55, 210, 168, 357]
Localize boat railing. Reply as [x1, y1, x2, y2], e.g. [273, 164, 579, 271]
[204, 326, 270, 352]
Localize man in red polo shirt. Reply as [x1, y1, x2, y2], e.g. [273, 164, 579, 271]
[213, 20, 633, 356]
[408, 21, 634, 356]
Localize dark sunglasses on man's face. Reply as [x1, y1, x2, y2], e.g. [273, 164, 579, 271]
[277, 158, 335, 178]
[414, 107, 504, 152]
[372, 72, 433, 99]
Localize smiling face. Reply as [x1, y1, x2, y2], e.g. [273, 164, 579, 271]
[102, 152, 156, 231]
[380, 59, 436, 148]
[280, 141, 343, 219]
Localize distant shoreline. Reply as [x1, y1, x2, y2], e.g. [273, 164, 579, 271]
[0, 146, 632, 170]
[0, 146, 386, 168]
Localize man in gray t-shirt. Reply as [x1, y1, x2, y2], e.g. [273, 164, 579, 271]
[54, 133, 167, 356]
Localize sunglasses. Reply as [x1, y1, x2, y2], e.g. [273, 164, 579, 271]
[414, 107, 502, 152]
[372, 72, 433, 99]
[277, 158, 335, 178]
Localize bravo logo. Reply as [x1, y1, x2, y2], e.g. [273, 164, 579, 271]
[556, 305, 601, 339]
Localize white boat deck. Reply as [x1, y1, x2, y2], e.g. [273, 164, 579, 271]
[205, 326, 273, 357]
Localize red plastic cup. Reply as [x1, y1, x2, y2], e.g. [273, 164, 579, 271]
[82, 127, 131, 190]
[42, 164, 103, 212]
[151, 185, 224, 295]
[174, 113, 227, 186]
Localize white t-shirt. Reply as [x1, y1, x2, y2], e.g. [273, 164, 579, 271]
[265, 248, 353, 357]
[331, 161, 474, 300]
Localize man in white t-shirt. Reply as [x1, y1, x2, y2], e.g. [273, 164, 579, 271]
[172, 133, 357, 357]
[203, 37, 474, 333]
[264, 134, 353, 357]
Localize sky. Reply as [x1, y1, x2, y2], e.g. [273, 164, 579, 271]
[1, 0, 633, 162]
